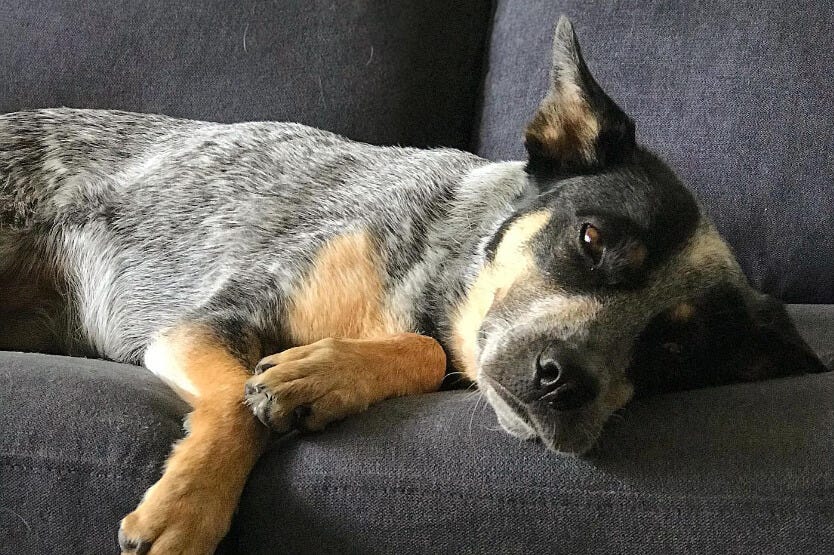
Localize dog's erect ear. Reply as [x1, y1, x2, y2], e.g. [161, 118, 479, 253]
[525, 16, 636, 176]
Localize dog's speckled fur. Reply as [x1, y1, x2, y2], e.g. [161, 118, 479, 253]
[1, 17, 826, 555]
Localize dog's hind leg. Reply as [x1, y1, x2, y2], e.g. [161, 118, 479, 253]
[118, 323, 269, 555]
[0, 230, 71, 354]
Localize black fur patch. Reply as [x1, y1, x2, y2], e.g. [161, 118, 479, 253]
[528, 149, 700, 292]
[628, 284, 829, 396]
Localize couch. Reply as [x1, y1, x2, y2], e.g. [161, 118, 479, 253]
[1, 1, 832, 553]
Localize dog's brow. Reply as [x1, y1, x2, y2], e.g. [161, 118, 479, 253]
[684, 229, 737, 270]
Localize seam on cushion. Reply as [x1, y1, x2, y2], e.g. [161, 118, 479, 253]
[1, 463, 133, 480]
[1, 456, 161, 480]
[293, 482, 834, 508]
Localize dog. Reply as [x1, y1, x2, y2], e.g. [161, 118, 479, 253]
[0, 16, 827, 554]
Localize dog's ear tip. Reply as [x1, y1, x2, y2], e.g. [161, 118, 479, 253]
[815, 354, 834, 373]
[553, 16, 578, 51]
[555, 15, 574, 33]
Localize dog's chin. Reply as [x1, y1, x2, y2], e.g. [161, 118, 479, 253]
[483, 385, 538, 440]
[481, 382, 600, 455]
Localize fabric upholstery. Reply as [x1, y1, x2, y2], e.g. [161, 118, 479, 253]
[0, 353, 188, 555]
[234, 372, 834, 554]
[476, 0, 834, 303]
[2, 306, 831, 554]
[0, 0, 492, 149]
[1, 2, 833, 553]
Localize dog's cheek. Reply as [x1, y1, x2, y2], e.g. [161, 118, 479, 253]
[602, 378, 634, 411]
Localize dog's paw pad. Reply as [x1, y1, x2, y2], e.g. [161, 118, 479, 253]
[244, 384, 285, 430]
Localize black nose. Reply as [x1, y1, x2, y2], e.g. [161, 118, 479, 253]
[534, 344, 599, 411]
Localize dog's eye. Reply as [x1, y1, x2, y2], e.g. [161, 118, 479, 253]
[580, 223, 604, 266]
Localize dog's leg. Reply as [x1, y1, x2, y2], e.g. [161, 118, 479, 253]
[244, 333, 447, 431]
[118, 324, 269, 555]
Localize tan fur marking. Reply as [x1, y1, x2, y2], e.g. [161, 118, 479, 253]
[686, 229, 738, 271]
[250, 333, 447, 430]
[451, 210, 552, 380]
[121, 325, 268, 554]
[627, 243, 648, 268]
[670, 302, 695, 323]
[526, 294, 603, 330]
[287, 231, 400, 345]
[525, 84, 600, 165]
[602, 379, 635, 413]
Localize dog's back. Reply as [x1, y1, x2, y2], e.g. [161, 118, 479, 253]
[0, 108, 488, 362]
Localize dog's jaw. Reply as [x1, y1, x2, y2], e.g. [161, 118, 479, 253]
[482, 382, 538, 440]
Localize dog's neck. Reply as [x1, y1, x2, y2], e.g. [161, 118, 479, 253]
[413, 161, 535, 374]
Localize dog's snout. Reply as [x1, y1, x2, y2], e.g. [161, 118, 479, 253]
[534, 343, 599, 411]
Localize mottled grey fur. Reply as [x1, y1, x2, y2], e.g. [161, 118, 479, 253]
[0, 109, 503, 362]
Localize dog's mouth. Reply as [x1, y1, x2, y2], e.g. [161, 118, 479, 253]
[479, 374, 603, 454]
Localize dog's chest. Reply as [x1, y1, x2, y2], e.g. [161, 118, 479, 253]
[285, 230, 408, 344]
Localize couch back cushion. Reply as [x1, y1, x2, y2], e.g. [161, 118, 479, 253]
[476, 0, 834, 303]
[0, 0, 491, 149]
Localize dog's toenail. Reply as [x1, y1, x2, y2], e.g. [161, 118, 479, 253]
[253, 401, 272, 427]
[118, 530, 151, 555]
[245, 382, 264, 396]
[255, 361, 275, 374]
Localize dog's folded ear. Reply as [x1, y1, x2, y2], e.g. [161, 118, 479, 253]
[629, 285, 830, 397]
[741, 292, 831, 378]
[525, 16, 636, 176]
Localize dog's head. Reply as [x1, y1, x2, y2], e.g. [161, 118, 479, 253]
[458, 17, 829, 453]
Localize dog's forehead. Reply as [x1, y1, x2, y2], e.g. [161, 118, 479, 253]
[660, 222, 742, 286]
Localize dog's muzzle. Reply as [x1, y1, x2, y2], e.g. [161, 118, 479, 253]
[479, 335, 611, 453]
[530, 341, 600, 411]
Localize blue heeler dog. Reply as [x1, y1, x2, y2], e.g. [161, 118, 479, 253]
[0, 17, 826, 555]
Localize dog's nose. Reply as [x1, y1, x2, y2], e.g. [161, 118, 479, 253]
[534, 343, 599, 411]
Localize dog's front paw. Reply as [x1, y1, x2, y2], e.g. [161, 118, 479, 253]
[118, 479, 229, 555]
[244, 338, 373, 431]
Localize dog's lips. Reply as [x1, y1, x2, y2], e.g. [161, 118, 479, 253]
[480, 374, 528, 417]
[481, 380, 538, 441]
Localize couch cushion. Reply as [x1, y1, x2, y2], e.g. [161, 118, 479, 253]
[0, 353, 188, 555]
[233, 305, 834, 553]
[1, 305, 831, 554]
[235, 374, 834, 554]
[475, 1, 834, 303]
[0, 0, 492, 149]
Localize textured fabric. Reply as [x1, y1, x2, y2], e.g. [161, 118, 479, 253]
[787, 304, 834, 369]
[228, 304, 832, 554]
[235, 373, 834, 554]
[0, 0, 492, 149]
[476, 1, 834, 303]
[0, 306, 832, 554]
[0, 353, 188, 555]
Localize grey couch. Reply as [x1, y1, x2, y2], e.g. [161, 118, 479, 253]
[1, 1, 832, 553]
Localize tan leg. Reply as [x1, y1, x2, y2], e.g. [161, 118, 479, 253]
[244, 333, 447, 431]
[119, 326, 269, 555]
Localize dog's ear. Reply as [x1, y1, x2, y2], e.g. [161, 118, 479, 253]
[740, 292, 831, 379]
[628, 285, 830, 397]
[525, 16, 636, 176]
